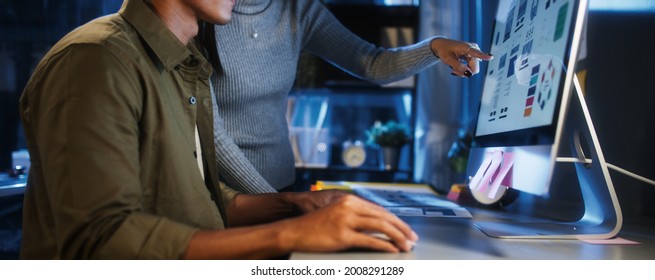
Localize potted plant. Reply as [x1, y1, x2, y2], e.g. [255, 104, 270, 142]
[365, 120, 411, 170]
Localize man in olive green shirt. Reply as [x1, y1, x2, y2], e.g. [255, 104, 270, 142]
[19, 0, 417, 259]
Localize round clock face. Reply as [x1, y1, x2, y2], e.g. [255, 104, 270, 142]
[342, 141, 366, 168]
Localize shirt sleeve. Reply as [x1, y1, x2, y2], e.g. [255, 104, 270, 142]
[218, 181, 240, 208]
[210, 81, 278, 194]
[300, 0, 441, 85]
[29, 43, 197, 259]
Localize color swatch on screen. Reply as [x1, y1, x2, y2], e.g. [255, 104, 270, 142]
[554, 2, 570, 41]
[524, 64, 541, 117]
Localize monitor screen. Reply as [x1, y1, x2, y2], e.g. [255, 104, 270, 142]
[465, 0, 622, 239]
[467, 0, 586, 198]
[474, 0, 579, 147]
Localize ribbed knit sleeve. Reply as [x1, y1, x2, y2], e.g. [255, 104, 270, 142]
[210, 82, 278, 194]
[301, 0, 441, 85]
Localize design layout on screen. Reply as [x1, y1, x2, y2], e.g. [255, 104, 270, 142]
[476, 0, 575, 137]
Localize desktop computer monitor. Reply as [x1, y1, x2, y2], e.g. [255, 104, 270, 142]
[465, 0, 622, 239]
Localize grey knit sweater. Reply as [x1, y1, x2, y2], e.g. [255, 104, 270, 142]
[210, 0, 440, 193]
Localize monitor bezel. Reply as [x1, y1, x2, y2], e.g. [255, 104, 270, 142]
[465, 0, 622, 240]
[472, 0, 584, 149]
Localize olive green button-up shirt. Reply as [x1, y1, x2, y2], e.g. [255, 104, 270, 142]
[19, 0, 237, 259]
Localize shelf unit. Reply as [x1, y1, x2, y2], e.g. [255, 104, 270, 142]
[290, 0, 421, 190]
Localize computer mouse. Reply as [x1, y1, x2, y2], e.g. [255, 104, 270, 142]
[366, 232, 416, 251]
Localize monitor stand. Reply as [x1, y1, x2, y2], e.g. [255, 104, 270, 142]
[474, 76, 623, 239]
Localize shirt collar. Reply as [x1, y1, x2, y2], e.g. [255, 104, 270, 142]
[233, 0, 272, 15]
[119, 0, 190, 71]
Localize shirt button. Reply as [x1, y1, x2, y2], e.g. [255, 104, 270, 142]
[189, 57, 200, 67]
[189, 96, 196, 105]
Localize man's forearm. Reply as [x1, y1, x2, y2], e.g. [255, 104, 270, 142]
[186, 194, 418, 259]
[184, 222, 295, 259]
[226, 193, 301, 227]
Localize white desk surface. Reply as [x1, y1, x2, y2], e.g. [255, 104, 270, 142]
[4, 174, 654, 260]
[0, 174, 26, 198]
[292, 210, 655, 260]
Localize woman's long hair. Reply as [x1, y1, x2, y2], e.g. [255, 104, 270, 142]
[196, 21, 222, 76]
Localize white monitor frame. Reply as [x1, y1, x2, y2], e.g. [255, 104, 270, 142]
[466, 0, 622, 239]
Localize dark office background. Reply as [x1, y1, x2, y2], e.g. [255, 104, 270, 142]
[0, 0, 123, 259]
[1, 0, 654, 259]
[583, 11, 655, 221]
